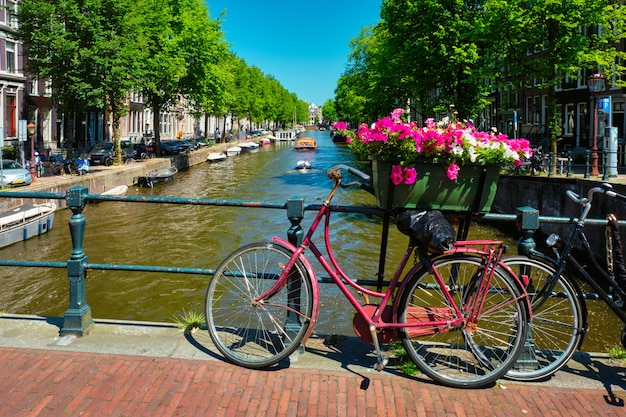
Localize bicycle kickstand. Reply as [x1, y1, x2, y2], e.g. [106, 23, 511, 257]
[369, 324, 388, 371]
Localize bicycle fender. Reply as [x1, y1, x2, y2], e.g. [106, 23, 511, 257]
[271, 236, 321, 342]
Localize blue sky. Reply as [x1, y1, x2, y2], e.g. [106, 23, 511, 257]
[206, 1, 382, 106]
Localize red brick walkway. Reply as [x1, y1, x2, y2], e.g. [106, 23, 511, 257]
[0, 347, 624, 417]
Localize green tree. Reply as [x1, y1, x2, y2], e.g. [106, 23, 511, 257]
[485, 0, 626, 168]
[321, 99, 338, 124]
[17, 0, 143, 158]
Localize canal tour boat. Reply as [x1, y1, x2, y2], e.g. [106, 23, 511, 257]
[0, 203, 56, 249]
[295, 137, 317, 150]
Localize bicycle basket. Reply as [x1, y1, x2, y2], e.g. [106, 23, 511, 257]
[396, 210, 456, 254]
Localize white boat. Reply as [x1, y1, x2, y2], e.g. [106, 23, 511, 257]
[226, 146, 241, 156]
[0, 203, 56, 249]
[102, 185, 128, 196]
[238, 142, 259, 152]
[207, 152, 227, 162]
[295, 160, 312, 170]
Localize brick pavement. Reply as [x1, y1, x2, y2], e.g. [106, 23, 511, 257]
[0, 346, 624, 417]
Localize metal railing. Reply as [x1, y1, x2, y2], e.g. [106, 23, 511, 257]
[0, 187, 620, 337]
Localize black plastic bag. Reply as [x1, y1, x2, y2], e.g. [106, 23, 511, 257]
[396, 210, 456, 253]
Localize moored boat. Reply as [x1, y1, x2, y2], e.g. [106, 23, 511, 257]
[239, 141, 259, 152]
[101, 185, 128, 196]
[207, 152, 227, 162]
[226, 146, 241, 156]
[0, 203, 56, 249]
[136, 167, 178, 187]
[295, 137, 317, 150]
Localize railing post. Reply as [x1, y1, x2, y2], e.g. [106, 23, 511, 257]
[286, 197, 304, 247]
[61, 186, 94, 337]
[603, 148, 609, 181]
[584, 150, 591, 178]
[565, 151, 572, 178]
[515, 206, 539, 256]
[285, 197, 305, 348]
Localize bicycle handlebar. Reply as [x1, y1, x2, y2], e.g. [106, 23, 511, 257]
[327, 165, 371, 182]
[566, 183, 619, 206]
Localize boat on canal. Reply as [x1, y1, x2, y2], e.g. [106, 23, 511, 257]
[135, 167, 178, 187]
[0, 203, 56, 249]
[207, 152, 227, 162]
[295, 160, 312, 170]
[101, 185, 128, 196]
[226, 146, 241, 156]
[295, 137, 317, 150]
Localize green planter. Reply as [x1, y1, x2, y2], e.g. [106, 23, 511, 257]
[371, 159, 500, 213]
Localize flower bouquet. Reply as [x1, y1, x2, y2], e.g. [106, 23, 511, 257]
[336, 109, 532, 212]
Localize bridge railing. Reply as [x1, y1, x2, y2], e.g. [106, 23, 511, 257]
[0, 186, 615, 337]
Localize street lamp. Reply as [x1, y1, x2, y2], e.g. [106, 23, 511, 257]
[27, 122, 36, 182]
[588, 71, 606, 176]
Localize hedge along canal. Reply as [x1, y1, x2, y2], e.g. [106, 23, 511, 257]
[0, 130, 623, 352]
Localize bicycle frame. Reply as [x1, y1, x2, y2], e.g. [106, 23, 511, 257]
[256, 184, 530, 346]
[528, 213, 626, 325]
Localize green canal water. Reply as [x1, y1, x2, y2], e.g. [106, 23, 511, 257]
[0, 130, 622, 352]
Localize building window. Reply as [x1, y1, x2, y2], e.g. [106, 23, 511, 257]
[6, 42, 16, 73]
[6, 1, 17, 29]
[44, 78, 52, 96]
[28, 77, 38, 95]
[563, 104, 575, 136]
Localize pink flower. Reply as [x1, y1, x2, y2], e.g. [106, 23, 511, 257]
[446, 163, 460, 180]
[403, 167, 417, 185]
[333, 121, 348, 130]
[390, 165, 404, 185]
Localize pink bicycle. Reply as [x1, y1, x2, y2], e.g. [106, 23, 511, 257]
[205, 165, 531, 388]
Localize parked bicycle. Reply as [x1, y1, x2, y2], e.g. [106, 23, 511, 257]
[204, 165, 531, 388]
[504, 184, 626, 381]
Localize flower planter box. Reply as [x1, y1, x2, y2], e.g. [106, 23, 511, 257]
[372, 159, 500, 213]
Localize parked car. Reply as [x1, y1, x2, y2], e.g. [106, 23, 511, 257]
[0, 160, 33, 187]
[87, 142, 115, 165]
[160, 141, 183, 155]
[88, 140, 138, 165]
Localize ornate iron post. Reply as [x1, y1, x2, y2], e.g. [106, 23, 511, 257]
[61, 186, 94, 336]
[285, 197, 305, 345]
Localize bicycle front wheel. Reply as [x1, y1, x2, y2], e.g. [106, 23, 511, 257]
[398, 254, 529, 389]
[205, 241, 314, 369]
[503, 257, 585, 381]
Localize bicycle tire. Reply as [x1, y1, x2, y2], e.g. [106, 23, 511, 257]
[539, 158, 549, 174]
[397, 254, 529, 389]
[205, 241, 314, 369]
[503, 256, 585, 381]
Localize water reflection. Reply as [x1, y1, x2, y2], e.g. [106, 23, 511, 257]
[0, 130, 621, 351]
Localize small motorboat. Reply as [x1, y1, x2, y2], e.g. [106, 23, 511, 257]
[0, 203, 56, 249]
[295, 137, 317, 150]
[261, 138, 271, 146]
[295, 160, 312, 170]
[207, 152, 227, 162]
[226, 146, 241, 156]
[135, 167, 178, 187]
[101, 185, 128, 196]
[239, 142, 259, 152]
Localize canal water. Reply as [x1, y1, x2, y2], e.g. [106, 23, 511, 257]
[0, 130, 622, 352]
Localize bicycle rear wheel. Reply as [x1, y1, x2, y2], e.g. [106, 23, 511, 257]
[205, 241, 314, 369]
[398, 254, 529, 389]
[503, 257, 585, 381]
